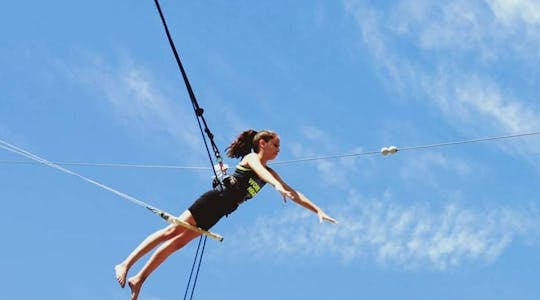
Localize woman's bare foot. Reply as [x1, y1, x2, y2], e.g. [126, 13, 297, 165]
[128, 276, 142, 300]
[114, 264, 128, 288]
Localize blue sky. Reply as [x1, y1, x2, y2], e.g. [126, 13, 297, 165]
[1, 1, 540, 299]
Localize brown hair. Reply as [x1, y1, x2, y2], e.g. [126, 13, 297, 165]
[226, 129, 278, 158]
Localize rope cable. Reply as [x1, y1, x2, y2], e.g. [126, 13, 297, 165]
[1, 132, 539, 168]
[0, 160, 210, 170]
[183, 236, 203, 300]
[189, 236, 207, 300]
[272, 131, 540, 165]
[0, 139, 225, 242]
[397, 131, 540, 152]
[0, 140, 152, 209]
[152, 0, 223, 179]
[152, 0, 224, 298]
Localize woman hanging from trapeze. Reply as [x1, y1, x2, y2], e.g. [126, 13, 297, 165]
[115, 129, 337, 300]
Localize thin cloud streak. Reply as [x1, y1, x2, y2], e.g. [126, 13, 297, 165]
[424, 73, 540, 158]
[399, 152, 472, 188]
[226, 195, 539, 270]
[73, 53, 203, 155]
[486, 0, 540, 26]
[288, 125, 370, 189]
[344, 0, 540, 157]
[426, 73, 540, 133]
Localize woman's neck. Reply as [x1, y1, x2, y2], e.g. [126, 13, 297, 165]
[257, 151, 270, 166]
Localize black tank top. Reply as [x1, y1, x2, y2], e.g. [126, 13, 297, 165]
[230, 165, 268, 200]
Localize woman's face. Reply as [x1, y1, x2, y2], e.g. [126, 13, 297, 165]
[262, 136, 280, 160]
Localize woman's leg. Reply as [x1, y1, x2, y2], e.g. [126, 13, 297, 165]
[115, 210, 196, 288]
[128, 226, 201, 300]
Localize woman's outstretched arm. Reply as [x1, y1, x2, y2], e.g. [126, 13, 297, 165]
[242, 153, 292, 199]
[269, 169, 338, 224]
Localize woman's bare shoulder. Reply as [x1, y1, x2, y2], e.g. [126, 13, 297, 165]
[238, 153, 257, 166]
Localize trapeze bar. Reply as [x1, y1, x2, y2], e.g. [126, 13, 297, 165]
[169, 217, 224, 242]
[153, 208, 224, 242]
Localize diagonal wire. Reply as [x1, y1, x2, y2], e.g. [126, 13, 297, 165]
[0, 160, 211, 170]
[1, 132, 539, 169]
[272, 131, 540, 165]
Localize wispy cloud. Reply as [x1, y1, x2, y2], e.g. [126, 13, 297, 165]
[399, 152, 472, 187]
[486, 0, 540, 26]
[424, 72, 540, 157]
[424, 72, 539, 130]
[344, 0, 540, 157]
[71, 53, 204, 158]
[0, 124, 15, 142]
[224, 194, 539, 270]
[0, 124, 30, 152]
[288, 125, 369, 189]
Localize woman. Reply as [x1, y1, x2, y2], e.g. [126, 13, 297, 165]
[115, 129, 337, 300]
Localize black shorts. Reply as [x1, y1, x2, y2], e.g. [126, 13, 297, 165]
[188, 189, 244, 230]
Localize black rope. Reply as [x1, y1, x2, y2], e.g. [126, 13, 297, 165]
[153, 0, 225, 299]
[183, 236, 203, 300]
[153, 0, 224, 178]
[189, 236, 208, 300]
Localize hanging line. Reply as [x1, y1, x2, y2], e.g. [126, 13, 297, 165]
[183, 236, 203, 300]
[189, 235, 207, 300]
[0, 160, 211, 170]
[1, 131, 539, 169]
[183, 235, 208, 300]
[0, 138, 224, 241]
[272, 131, 540, 164]
[152, 0, 224, 178]
[398, 131, 540, 152]
[152, 1, 225, 299]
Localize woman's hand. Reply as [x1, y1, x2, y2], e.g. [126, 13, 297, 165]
[274, 184, 293, 202]
[317, 210, 338, 224]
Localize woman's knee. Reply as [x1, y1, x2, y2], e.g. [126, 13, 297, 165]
[161, 224, 184, 238]
[171, 232, 200, 251]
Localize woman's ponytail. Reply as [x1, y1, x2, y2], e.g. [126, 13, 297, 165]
[226, 129, 277, 158]
[226, 129, 258, 158]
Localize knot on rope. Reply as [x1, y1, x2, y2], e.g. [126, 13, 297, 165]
[205, 128, 214, 139]
[380, 145, 399, 156]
